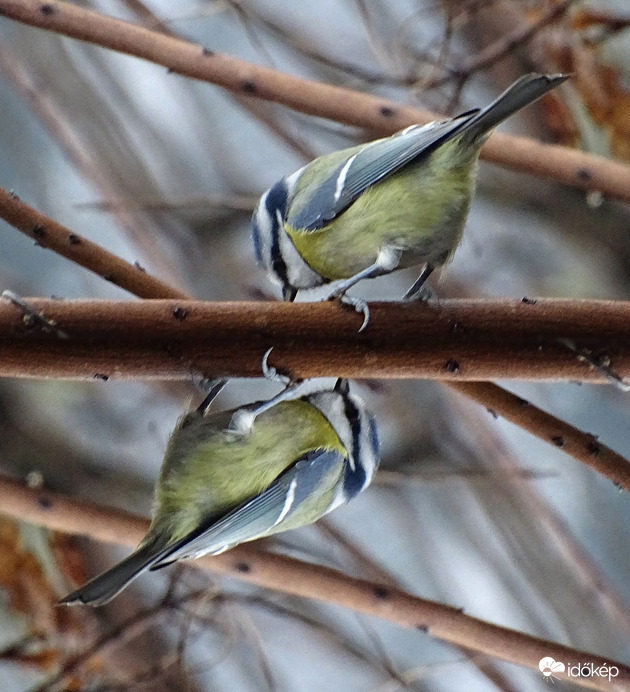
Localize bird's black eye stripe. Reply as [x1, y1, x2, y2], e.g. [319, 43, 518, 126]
[265, 179, 289, 218]
[342, 394, 361, 461]
[265, 179, 292, 292]
[342, 393, 367, 498]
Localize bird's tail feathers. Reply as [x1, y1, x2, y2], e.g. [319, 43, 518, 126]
[59, 538, 164, 607]
[459, 73, 568, 143]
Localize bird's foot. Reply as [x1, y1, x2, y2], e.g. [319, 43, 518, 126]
[261, 347, 291, 387]
[403, 284, 440, 308]
[324, 291, 369, 332]
[402, 284, 434, 302]
[228, 348, 306, 434]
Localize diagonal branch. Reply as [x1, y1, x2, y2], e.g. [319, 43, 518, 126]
[0, 187, 189, 300]
[1, 0, 630, 202]
[447, 381, 630, 488]
[0, 474, 627, 691]
[0, 44, 190, 290]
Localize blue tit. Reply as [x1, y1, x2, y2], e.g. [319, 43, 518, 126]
[60, 378, 379, 606]
[252, 73, 568, 327]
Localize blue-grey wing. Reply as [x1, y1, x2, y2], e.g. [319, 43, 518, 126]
[152, 448, 346, 566]
[288, 112, 477, 232]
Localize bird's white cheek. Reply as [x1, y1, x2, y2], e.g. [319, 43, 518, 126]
[278, 227, 324, 289]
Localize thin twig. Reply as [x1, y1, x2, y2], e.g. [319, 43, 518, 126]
[121, 0, 319, 162]
[31, 586, 208, 692]
[318, 519, 516, 690]
[224, 0, 411, 86]
[0, 41, 188, 289]
[444, 388, 630, 644]
[420, 0, 576, 91]
[446, 381, 630, 490]
[1, 0, 630, 201]
[2, 290, 69, 339]
[0, 475, 626, 690]
[73, 194, 259, 213]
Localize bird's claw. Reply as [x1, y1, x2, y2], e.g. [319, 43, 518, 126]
[195, 377, 228, 415]
[261, 347, 290, 386]
[337, 294, 370, 332]
[403, 284, 435, 303]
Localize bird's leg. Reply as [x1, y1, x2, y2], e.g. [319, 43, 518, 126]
[402, 263, 435, 302]
[322, 247, 402, 332]
[256, 348, 311, 408]
[322, 268, 374, 333]
[229, 348, 311, 433]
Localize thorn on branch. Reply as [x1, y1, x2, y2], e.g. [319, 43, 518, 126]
[32, 223, 47, 240]
[373, 585, 390, 600]
[444, 359, 460, 374]
[577, 168, 592, 181]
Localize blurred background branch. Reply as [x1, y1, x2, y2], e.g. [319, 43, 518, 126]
[2, 0, 630, 201]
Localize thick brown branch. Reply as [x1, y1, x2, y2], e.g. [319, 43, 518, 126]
[0, 187, 190, 300]
[0, 475, 626, 690]
[1, 0, 630, 202]
[0, 298, 629, 381]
